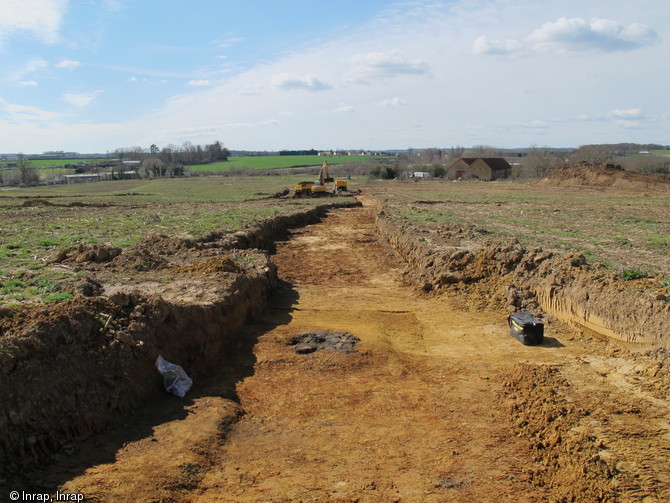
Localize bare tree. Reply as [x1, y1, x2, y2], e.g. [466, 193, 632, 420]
[620, 154, 670, 175]
[13, 154, 39, 186]
[570, 145, 615, 164]
[142, 157, 165, 178]
[524, 145, 553, 178]
[462, 145, 501, 157]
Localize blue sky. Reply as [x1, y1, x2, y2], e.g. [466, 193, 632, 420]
[1, 0, 668, 153]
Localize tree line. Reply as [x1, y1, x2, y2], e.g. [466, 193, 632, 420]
[362, 143, 670, 180]
[113, 140, 230, 166]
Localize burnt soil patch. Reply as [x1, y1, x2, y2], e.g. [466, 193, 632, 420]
[289, 331, 360, 354]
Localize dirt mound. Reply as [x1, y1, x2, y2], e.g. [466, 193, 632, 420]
[0, 255, 276, 478]
[54, 243, 123, 264]
[21, 199, 55, 207]
[534, 161, 670, 191]
[21, 199, 114, 208]
[289, 331, 360, 354]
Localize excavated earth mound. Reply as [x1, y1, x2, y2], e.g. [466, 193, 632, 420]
[534, 161, 670, 191]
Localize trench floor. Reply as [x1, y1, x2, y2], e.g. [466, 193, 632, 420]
[49, 204, 670, 502]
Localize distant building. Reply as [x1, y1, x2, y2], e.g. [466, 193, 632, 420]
[446, 157, 512, 181]
[411, 171, 431, 178]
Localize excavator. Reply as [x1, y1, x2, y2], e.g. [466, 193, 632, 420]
[292, 160, 348, 197]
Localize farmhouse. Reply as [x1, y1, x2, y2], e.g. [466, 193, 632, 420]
[446, 157, 512, 181]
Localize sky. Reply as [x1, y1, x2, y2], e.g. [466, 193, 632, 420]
[0, 0, 668, 154]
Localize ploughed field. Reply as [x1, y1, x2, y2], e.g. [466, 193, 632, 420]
[1, 175, 669, 502]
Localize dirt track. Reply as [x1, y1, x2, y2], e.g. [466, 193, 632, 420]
[20, 203, 670, 502]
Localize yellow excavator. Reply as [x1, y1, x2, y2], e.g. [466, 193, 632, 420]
[292, 160, 348, 197]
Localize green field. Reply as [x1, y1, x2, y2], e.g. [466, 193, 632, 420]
[4, 174, 668, 305]
[651, 150, 670, 156]
[0, 158, 108, 168]
[0, 175, 366, 304]
[1, 155, 371, 179]
[188, 154, 369, 173]
[369, 179, 670, 278]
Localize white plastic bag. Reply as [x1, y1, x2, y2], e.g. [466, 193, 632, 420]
[155, 355, 193, 397]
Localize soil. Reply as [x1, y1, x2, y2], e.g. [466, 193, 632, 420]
[534, 161, 670, 191]
[289, 330, 360, 354]
[3, 201, 669, 502]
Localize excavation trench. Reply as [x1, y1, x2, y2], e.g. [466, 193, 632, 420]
[0, 200, 359, 480]
[2, 199, 670, 502]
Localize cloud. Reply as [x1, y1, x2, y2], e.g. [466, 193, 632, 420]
[614, 120, 642, 129]
[55, 59, 81, 70]
[271, 73, 332, 91]
[214, 37, 244, 49]
[472, 36, 521, 55]
[61, 90, 104, 108]
[1, 102, 62, 123]
[9, 58, 49, 82]
[379, 97, 408, 107]
[19, 80, 39, 87]
[188, 79, 211, 86]
[96, 64, 187, 79]
[104, 0, 123, 12]
[474, 17, 660, 55]
[608, 108, 643, 119]
[350, 51, 430, 81]
[0, 0, 68, 45]
[332, 103, 355, 113]
[493, 120, 550, 132]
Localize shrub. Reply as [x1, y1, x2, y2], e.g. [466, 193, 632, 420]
[620, 268, 648, 280]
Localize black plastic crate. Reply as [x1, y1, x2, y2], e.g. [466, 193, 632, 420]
[508, 312, 544, 345]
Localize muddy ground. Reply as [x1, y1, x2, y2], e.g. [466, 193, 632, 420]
[2, 199, 668, 502]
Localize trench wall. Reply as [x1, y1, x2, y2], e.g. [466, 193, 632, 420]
[0, 199, 360, 477]
[374, 208, 670, 349]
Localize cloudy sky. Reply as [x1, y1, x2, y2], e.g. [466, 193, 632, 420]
[0, 0, 668, 153]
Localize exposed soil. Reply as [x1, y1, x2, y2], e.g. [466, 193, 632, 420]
[373, 197, 670, 348]
[3, 200, 668, 502]
[534, 161, 670, 191]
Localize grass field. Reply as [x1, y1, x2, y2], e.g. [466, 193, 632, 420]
[30, 158, 105, 168]
[2, 175, 668, 304]
[188, 154, 369, 174]
[0, 175, 362, 304]
[1, 155, 371, 180]
[368, 179, 670, 278]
